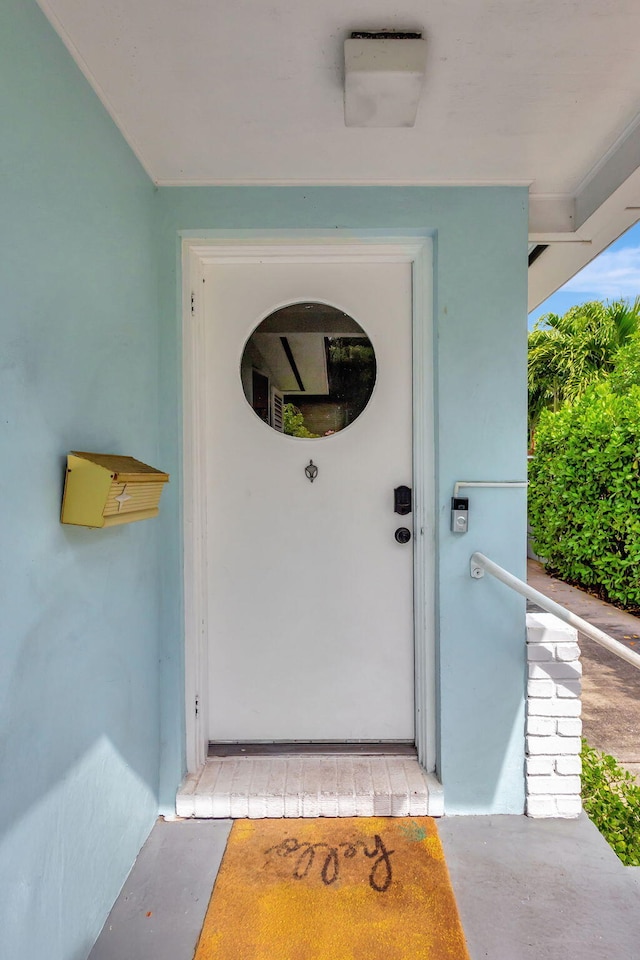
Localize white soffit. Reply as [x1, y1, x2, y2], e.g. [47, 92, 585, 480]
[36, 0, 640, 240]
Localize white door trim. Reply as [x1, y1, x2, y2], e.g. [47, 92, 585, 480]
[182, 232, 435, 774]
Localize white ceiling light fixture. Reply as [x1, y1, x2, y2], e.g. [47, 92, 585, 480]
[344, 31, 428, 128]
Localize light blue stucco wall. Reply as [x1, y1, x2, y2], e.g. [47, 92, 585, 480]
[0, 3, 161, 958]
[155, 186, 529, 816]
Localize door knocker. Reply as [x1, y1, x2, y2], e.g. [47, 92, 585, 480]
[305, 460, 318, 483]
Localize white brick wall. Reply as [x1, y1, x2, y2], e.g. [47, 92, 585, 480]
[526, 612, 582, 818]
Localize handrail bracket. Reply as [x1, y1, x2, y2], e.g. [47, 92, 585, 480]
[470, 559, 484, 579]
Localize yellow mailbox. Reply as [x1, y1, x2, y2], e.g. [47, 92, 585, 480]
[61, 452, 169, 528]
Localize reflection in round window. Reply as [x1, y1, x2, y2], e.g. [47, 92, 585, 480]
[240, 302, 376, 438]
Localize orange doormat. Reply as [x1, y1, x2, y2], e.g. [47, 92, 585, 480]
[194, 817, 470, 960]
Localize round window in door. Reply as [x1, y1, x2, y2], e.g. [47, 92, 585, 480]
[240, 302, 377, 438]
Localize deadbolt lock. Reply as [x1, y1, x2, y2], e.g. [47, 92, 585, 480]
[394, 485, 412, 515]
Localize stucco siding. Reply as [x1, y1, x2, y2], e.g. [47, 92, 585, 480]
[0, 2, 161, 958]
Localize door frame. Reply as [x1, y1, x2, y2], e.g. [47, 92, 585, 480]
[181, 231, 435, 774]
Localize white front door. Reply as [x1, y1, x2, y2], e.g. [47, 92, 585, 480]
[203, 259, 414, 742]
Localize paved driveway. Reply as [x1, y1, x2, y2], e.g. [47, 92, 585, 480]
[528, 560, 640, 779]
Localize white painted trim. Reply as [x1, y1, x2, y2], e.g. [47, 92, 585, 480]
[182, 245, 209, 772]
[411, 240, 437, 771]
[573, 110, 640, 225]
[182, 232, 436, 774]
[187, 240, 428, 264]
[528, 234, 592, 245]
[161, 178, 533, 187]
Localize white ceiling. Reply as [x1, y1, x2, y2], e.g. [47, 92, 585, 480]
[253, 333, 329, 395]
[37, 0, 640, 303]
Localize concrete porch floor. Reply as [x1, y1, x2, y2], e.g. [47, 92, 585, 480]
[89, 814, 640, 960]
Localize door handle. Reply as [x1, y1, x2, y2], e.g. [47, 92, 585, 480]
[395, 527, 411, 544]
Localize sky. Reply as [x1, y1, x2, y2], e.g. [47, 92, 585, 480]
[528, 220, 640, 327]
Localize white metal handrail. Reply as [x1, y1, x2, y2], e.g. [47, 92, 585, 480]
[453, 480, 528, 498]
[470, 552, 640, 672]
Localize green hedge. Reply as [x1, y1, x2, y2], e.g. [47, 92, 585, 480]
[582, 740, 640, 866]
[529, 382, 640, 609]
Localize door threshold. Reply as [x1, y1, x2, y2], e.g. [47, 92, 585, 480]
[208, 741, 417, 758]
[177, 754, 443, 819]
